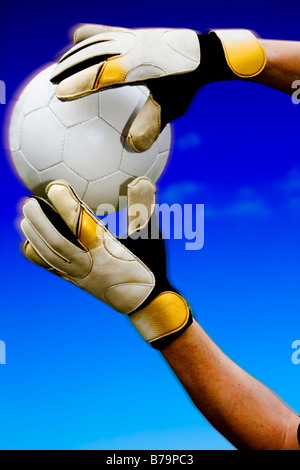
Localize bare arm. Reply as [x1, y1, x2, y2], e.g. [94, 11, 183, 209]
[161, 321, 300, 450]
[163, 39, 300, 449]
[252, 39, 300, 95]
[157, 40, 300, 449]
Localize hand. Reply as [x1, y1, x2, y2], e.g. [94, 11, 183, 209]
[51, 24, 200, 152]
[51, 24, 266, 152]
[51, 24, 200, 98]
[20, 177, 193, 349]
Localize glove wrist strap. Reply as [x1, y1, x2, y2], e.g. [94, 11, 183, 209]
[211, 29, 266, 78]
[198, 28, 266, 83]
[129, 291, 193, 350]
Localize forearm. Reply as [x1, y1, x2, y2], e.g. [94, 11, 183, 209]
[161, 321, 300, 450]
[251, 39, 300, 95]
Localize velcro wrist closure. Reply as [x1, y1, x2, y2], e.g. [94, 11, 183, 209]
[129, 291, 192, 349]
[211, 29, 266, 78]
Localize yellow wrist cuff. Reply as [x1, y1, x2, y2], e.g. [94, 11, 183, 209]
[129, 291, 191, 346]
[212, 29, 266, 78]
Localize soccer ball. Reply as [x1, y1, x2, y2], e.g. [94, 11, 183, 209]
[7, 64, 171, 213]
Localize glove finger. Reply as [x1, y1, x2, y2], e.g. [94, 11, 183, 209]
[22, 198, 92, 277]
[55, 63, 104, 101]
[55, 55, 133, 101]
[127, 94, 161, 152]
[46, 180, 105, 251]
[73, 24, 127, 44]
[51, 31, 135, 84]
[24, 241, 76, 281]
[23, 240, 52, 269]
[21, 217, 73, 275]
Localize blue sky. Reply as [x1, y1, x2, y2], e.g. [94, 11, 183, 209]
[0, 0, 299, 450]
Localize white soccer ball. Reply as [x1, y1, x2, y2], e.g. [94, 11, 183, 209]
[8, 64, 171, 213]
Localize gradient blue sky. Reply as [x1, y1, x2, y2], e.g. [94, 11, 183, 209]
[0, 0, 300, 450]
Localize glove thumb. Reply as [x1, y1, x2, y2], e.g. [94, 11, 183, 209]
[127, 177, 156, 237]
[127, 94, 161, 153]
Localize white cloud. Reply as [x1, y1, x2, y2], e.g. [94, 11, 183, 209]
[278, 165, 300, 192]
[75, 425, 233, 450]
[177, 132, 202, 152]
[159, 181, 204, 205]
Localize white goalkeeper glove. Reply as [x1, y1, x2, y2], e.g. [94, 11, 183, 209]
[51, 24, 266, 152]
[20, 177, 193, 349]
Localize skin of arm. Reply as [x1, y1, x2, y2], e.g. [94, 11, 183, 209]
[158, 38, 300, 451]
[252, 39, 300, 95]
[160, 321, 300, 450]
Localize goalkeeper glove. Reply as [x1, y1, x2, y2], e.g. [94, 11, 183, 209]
[20, 177, 193, 350]
[51, 24, 266, 152]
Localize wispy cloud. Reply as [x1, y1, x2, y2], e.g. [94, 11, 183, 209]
[278, 165, 300, 193]
[76, 425, 233, 450]
[159, 162, 300, 220]
[177, 132, 202, 152]
[275, 165, 300, 216]
[159, 181, 271, 219]
[159, 181, 204, 205]
[205, 194, 271, 219]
